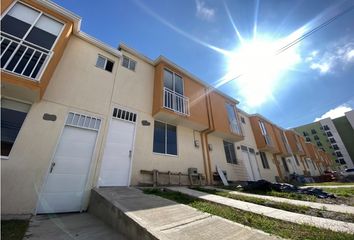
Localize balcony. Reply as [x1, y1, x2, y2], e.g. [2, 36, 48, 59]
[163, 87, 190, 116]
[1, 32, 53, 81]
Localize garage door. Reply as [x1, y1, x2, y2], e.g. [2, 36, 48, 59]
[37, 113, 100, 213]
[98, 108, 136, 186]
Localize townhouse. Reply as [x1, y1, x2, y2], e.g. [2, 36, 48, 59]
[1, 0, 333, 218]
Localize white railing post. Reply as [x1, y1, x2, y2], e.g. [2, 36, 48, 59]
[163, 87, 190, 116]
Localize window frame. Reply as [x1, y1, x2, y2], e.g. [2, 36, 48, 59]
[225, 103, 241, 135]
[152, 120, 178, 156]
[1, 97, 31, 158]
[122, 55, 137, 71]
[259, 151, 270, 169]
[1, 1, 65, 52]
[163, 68, 184, 95]
[95, 54, 114, 72]
[223, 140, 237, 164]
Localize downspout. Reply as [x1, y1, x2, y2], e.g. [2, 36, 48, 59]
[200, 88, 215, 185]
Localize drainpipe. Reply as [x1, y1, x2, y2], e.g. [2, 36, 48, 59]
[200, 88, 215, 185]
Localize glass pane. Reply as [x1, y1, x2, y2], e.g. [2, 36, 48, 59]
[25, 27, 57, 49]
[66, 112, 74, 124]
[96, 56, 106, 69]
[153, 121, 165, 154]
[174, 74, 183, 95]
[35, 15, 63, 36]
[230, 144, 237, 164]
[8, 3, 39, 25]
[129, 60, 136, 71]
[1, 99, 29, 156]
[166, 124, 177, 155]
[122, 56, 129, 68]
[105, 60, 114, 72]
[1, 15, 31, 38]
[95, 119, 101, 130]
[163, 69, 173, 90]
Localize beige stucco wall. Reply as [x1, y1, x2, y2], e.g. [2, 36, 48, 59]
[208, 134, 249, 182]
[1, 35, 119, 215]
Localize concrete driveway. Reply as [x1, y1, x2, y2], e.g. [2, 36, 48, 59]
[23, 213, 127, 240]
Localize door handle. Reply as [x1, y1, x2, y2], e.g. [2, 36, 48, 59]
[50, 162, 56, 173]
[129, 150, 132, 158]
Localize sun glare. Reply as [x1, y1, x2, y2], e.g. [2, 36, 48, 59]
[226, 37, 301, 107]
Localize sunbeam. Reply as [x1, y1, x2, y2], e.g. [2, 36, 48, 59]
[223, 1, 244, 44]
[133, 0, 230, 56]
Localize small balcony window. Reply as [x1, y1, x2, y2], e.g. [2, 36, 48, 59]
[226, 103, 241, 135]
[163, 69, 189, 115]
[1, 2, 64, 80]
[326, 131, 333, 137]
[258, 120, 272, 146]
[311, 129, 317, 134]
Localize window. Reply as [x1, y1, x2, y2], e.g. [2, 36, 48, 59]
[153, 121, 177, 155]
[223, 141, 237, 164]
[258, 120, 272, 145]
[316, 141, 322, 147]
[311, 129, 317, 134]
[305, 159, 310, 169]
[1, 2, 64, 79]
[332, 144, 339, 150]
[1, 98, 30, 157]
[96, 55, 114, 72]
[241, 116, 245, 124]
[339, 158, 346, 165]
[314, 135, 319, 140]
[329, 138, 336, 143]
[260, 151, 270, 169]
[326, 131, 333, 137]
[282, 157, 289, 172]
[305, 137, 311, 142]
[323, 125, 330, 131]
[321, 148, 326, 152]
[303, 131, 309, 137]
[294, 155, 300, 166]
[122, 55, 136, 71]
[164, 69, 183, 95]
[226, 103, 241, 134]
[335, 151, 343, 157]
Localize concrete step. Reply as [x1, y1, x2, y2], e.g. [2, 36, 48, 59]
[88, 187, 282, 240]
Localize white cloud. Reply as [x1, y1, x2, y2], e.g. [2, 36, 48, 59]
[306, 40, 354, 74]
[310, 62, 330, 74]
[314, 104, 353, 121]
[195, 0, 215, 21]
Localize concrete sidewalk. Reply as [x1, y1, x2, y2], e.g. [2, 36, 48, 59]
[168, 187, 354, 234]
[23, 213, 127, 240]
[300, 185, 354, 189]
[209, 187, 354, 214]
[90, 187, 281, 240]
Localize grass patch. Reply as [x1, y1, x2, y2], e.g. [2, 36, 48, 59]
[1, 220, 29, 240]
[194, 187, 354, 223]
[305, 182, 354, 186]
[144, 188, 353, 240]
[321, 188, 354, 197]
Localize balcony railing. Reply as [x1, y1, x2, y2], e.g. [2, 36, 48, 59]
[1, 32, 53, 81]
[163, 87, 190, 116]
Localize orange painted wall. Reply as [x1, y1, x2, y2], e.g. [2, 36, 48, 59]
[249, 116, 277, 151]
[1, 0, 74, 99]
[152, 61, 209, 127]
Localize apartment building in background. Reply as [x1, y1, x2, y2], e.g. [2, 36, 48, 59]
[1, 0, 331, 217]
[294, 110, 354, 170]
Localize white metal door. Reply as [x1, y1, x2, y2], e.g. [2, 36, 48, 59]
[249, 151, 261, 180]
[99, 118, 135, 186]
[242, 149, 255, 181]
[37, 113, 100, 213]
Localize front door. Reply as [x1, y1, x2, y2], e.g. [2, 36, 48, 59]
[37, 113, 100, 213]
[241, 146, 261, 181]
[98, 108, 136, 186]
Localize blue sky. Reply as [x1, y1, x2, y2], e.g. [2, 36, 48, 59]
[54, 0, 354, 128]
